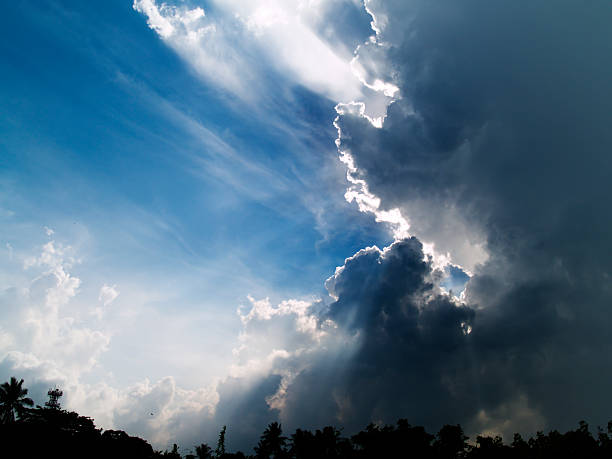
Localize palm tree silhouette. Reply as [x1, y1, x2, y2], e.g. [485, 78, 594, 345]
[0, 377, 34, 423]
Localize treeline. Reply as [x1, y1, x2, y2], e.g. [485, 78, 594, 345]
[240, 420, 612, 459]
[2, 377, 612, 458]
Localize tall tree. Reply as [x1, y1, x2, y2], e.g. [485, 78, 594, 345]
[0, 377, 34, 423]
[216, 425, 227, 458]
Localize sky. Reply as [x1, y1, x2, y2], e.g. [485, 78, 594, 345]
[1, 0, 612, 454]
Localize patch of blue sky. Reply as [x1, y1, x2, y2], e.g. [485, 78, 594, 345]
[440, 264, 471, 298]
[0, 0, 390, 354]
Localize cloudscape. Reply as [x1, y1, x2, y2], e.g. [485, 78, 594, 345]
[1, 0, 612, 453]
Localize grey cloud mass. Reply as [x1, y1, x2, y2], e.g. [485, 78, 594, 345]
[339, 0, 612, 268]
[284, 239, 476, 428]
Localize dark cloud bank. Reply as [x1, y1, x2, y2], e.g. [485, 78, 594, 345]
[199, 1, 612, 451]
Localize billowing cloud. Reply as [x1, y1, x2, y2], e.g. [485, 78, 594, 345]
[280, 239, 477, 429]
[0, 233, 220, 449]
[1, 238, 107, 383]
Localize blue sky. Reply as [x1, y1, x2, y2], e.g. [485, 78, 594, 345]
[1, 2, 391, 297]
[1, 0, 387, 293]
[3, 0, 612, 454]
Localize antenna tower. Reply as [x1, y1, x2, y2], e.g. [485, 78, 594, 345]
[45, 387, 63, 410]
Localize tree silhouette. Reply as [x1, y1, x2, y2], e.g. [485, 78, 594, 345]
[216, 425, 227, 458]
[0, 377, 34, 423]
[434, 424, 467, 459]
[469, 434, 510, 459]
[255, 422, 287, 459]
[511, 432, 530, 457]
[290, 426, 347, 458]
[101, 430, 155, 458]
[352, 423, 388, 457]
[289, 428, 315, 459]
[196, 442, 214, 459]
[4, 376, 612, 459]
[314, 426, 346, 458]
[162, 443, 181, 458]
[597, 421, 612, 456]
[395, 419, 434, 458]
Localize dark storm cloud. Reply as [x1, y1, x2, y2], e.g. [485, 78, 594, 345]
[282, 239, 478, 431]
[331, 0, 612, 434]
[270, 237, 572, 437]
[339, 1, 612, 261]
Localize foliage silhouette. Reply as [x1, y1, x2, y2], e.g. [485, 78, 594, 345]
[216, 425, 227, 457]
[0, 376, 34, 423]
[4, 376, 612, 459]
[163, 443, 181, 458]
[255, 422, 287, 459]
[195, 442, 214, 459]
[290, 426, 351, 459]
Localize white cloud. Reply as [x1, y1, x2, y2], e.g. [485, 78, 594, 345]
[231, 296, 328, 380]
[132, 0, 398, 106]
[0, 232, 224, 447]
[99, 284, 119, 306]
[12, 238, 110, 382]
[24, 240, 81, 309]
[133, 0, 257, 99]
[229, 0, 363, 102]
[93, 284, 120, 319]
[223, 293, 355, 423]
[0, 234, 108, 409]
